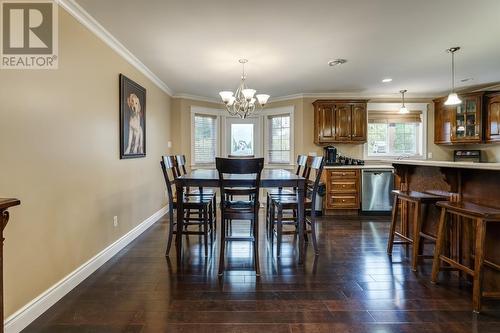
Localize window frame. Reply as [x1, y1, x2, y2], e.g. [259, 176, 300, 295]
[263, 106, 295, 168]
[363, 103, 428, 160]
[190, 106, 222, 168]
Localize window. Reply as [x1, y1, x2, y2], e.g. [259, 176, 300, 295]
[193, 114, 217, 164]
[267, 114, 291, 164]
[366, 109, 424, 158]
[230, 123, 254, 156]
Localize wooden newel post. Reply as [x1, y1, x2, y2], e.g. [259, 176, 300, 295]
[0, 199, 20, 333]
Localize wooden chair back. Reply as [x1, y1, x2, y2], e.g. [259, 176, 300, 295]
[174, 155, 188, 177]
[160, 155, 177, 208]
[304, 156, 324, 207]
[216, 157, 264, 210]
[296, 155, 308, 176]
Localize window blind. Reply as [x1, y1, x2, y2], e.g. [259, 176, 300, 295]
[268, 114, 291, 164]
[368, 110, 422, 124]
[194, 114, 217, 164]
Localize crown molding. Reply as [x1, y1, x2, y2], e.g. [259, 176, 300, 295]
[172, 93, 220, 104]
[56, 0, 174, 96]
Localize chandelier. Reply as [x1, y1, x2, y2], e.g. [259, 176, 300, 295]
[219, 59, 270, 119]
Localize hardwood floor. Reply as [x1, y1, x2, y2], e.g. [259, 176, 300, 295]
[24, 214, 500, 332]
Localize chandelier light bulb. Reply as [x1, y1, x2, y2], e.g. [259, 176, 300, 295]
[242, 89, 256, 101]
[399, 89, 409, 114]
[256, 94, 270, 106]
[219, 91, 234, 103]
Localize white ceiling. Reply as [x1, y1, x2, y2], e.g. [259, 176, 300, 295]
[75, 0, 500, 100]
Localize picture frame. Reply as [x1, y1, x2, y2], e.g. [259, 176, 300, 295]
[119, 74, 146, 159]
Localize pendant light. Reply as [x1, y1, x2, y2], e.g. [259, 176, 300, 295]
[399, 89, 409, 114]
[444, 47, 462, 106]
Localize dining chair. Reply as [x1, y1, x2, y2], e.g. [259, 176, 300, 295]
[174, 154, 217, 223]
[216, 157, 264, 276]
[265, 155, 308, 231]
[268, 156, 324, 256]
[160, 155, 215, 257]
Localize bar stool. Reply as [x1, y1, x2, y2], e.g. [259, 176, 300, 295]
[431, 201, 500, 313]
[387, 190, 449, 271]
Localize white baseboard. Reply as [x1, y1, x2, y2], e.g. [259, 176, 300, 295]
[4, 206, 168, 333]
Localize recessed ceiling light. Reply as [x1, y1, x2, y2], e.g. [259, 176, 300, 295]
[382, 78, 393, 83]
[328, 59, 347, 67]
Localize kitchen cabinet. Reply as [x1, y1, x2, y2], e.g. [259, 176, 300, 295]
[485, 92, 500, 142]
[323, 168, 360, 215]
[434, 91, 500, 144]
[313, 100, 368, 144]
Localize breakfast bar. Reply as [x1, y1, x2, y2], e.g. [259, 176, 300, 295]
[391, 160, 500, 304]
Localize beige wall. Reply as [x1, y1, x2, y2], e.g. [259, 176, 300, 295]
[0, 9, 171, 316]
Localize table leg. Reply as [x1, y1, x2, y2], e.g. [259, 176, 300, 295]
[176, 183, 184, 268]
[297, 184, 305, 265]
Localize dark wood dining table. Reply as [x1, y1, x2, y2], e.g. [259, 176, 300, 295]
[174, 169, 307, 266]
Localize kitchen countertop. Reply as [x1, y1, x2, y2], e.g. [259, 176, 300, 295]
[324, 164, 394, 170]
[391, 159, 500, 171]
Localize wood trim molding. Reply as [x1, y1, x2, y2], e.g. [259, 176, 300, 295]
[57, 0, 174, 96]
[4, 206, 168, 333]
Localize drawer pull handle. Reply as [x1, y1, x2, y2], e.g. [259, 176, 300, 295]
[342, 199, 346, 202]
[342, 185, 346, 188]
[342, 173, 346, 176]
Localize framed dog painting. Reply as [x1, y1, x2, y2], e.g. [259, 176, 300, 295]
[120, 74, 146, 159]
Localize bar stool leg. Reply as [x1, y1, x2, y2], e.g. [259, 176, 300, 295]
[412, 201, 422, 271]
[431, 207, 447, 283]
[473, 218, 486, 313]
[387, 195, 399, 255]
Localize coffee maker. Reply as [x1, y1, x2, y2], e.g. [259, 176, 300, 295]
[324, 146, 337, 166]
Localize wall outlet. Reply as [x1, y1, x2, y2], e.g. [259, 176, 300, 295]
[428, 152, 433, 159]
[113, 216, 118, 227]
[167, 141, 172, 148]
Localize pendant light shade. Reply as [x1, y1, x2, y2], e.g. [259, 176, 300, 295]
[444, 47, 462, 106]
[444, 92, 462, 106]
[399, 89, 409, 114]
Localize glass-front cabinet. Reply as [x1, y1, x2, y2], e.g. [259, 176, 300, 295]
[434, 92, 483, 144]
[453, 95, 481, 142]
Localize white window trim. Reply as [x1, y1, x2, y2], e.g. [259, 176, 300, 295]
[364, 103, 428, 161]
[263, 106, 295, 169]
[190, 106, 223, 168]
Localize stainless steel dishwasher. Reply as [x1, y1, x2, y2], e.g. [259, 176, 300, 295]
[361, 169, 394, 213]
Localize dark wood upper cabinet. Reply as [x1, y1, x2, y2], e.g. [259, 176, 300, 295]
[313, 100, 367, 144]
[434, 91, 500, 144]
[335, 103, 352, 141]
[314, 103, 336, 143]
[486, 93, 500, 143]
[351, 104, 367, 141]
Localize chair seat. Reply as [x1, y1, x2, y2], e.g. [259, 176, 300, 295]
[268, 188, 296, 196]
[392, 190, 446, 202]
[224, 200, 254, 209]
[173, 196, 212, 206]
[185, 188, 215, 198]
[271, 196, 312, 209]
[436, 201, 500, 220]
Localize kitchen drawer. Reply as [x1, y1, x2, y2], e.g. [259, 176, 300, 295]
[330, 181, 357, 193]
[329, 170, 358, 178]
[327, 194, 359, 208]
